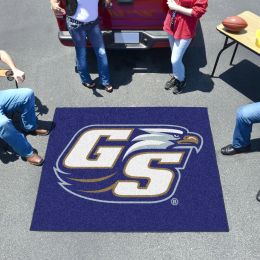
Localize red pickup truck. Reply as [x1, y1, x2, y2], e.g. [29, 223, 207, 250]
[56, 0, 169, 49]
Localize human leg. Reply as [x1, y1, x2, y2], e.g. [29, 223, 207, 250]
[171, 38, 191, 82]
[0, 89, 46, 164]
[66, 17, 93, 85]
[221, 102, 260, 155]
[168, 34, 174, 50]
[165, 35, 176, 90]
[88, 23, 111, 87]
[0, 88, 37, 131]
[0, 88, 49, 136]
[165, 36, 191, 92]
[232, 102, 260, 148]
[0, 113, 33, 157]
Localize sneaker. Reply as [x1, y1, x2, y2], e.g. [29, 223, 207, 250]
[172, 79, 186, 94]
[164, 76, 176, 90]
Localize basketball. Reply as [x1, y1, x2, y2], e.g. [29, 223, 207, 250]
[222, 16, 248, 32]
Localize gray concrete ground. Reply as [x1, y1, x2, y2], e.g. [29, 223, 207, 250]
[0, 0, 259, 259]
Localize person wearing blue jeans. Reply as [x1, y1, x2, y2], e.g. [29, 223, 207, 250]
[50, 0, 113, 93]
[0, 50, 49, 166]
[221, 102, 260, 155]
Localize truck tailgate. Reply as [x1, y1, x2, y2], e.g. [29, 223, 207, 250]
[100, 0, 168, 30]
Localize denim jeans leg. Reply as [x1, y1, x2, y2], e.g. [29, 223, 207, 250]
[0, 88, 37, 131]
[168, 34, 174, 50]
[0, 88, 35, 157]
[169, 36, 191, 81]
[0, 115, 33, 157]
[88, 23, 110, 86]
[232, 102, 260, 148]
[18, 89, 38, 131]
[67, 18, 93, 84]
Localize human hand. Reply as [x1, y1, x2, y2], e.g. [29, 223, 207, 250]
[51, 1, 66, 16]
[12, 68, 25, 84]
[104, 0, 112, 8]
[167, 0, 179, 11]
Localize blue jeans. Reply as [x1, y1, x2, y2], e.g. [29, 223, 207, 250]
[168, 35, 192, 82]
[0, 88, 37, 157]
[67, 17, 110, 86]
[233, 102, 260, 148]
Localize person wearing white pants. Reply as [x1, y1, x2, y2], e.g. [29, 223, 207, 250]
[163, 0, 208, 94]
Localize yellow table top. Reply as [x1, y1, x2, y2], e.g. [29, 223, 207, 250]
[217, 11, 260, 55]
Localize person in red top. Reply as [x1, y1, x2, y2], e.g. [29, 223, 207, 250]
[163, 0, 208, 94]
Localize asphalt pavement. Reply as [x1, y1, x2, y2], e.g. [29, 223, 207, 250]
[0, 0, 259, 259]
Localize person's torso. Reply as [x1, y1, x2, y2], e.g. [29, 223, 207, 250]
[179, 0, 196, 8]
[70, 0, 99, 23]
[163, 0, 198, 39]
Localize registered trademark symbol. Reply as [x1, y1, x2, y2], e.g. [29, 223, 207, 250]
[171, 198, 179, 206]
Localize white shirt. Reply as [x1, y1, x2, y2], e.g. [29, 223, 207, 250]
[71, 0, 99, 23]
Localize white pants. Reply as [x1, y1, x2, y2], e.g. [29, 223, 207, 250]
[168, 35, 192, 82]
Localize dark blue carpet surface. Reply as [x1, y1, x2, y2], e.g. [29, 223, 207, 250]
[31, 107, 229, 232]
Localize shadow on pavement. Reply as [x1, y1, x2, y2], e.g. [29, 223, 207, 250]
[0, 141, 19, 164]
[87, 21, 213, 93]
[88, 48, 172, 90]
[219, 60, 260, 102]
[183, 22, 214, 94]
[35, 96, 49, 117]
[250, 138, 260, 153]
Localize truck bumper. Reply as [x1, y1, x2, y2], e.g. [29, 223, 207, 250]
[58, 30, 169, 49]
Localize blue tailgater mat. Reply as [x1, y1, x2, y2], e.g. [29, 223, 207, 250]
[31, 107, 229, 232]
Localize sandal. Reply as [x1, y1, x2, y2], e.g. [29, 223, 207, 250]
[104, 85, 113, 93]
[83, 82, 96, 89]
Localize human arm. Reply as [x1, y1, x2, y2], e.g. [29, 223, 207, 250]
[0, 50, 25, 83]
[167, 0, 192, 16]
[50, 0, 66, 16]
[167, 0, 208, 18]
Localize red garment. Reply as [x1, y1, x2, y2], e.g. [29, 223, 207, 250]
[163, 0, 208, 39]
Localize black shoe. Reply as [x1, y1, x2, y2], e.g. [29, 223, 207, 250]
[221, 144, 251, 155]
[164, 76, 176, 90]
[172, 79, 186, 94]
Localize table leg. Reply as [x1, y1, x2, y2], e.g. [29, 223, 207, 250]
[211, 37, 236, 77]
[230, 43, 239, 65]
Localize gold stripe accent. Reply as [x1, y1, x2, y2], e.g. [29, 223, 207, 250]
[80, 184, 115, 193]
[68, 173, 115, 183]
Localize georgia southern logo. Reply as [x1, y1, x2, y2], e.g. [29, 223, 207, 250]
[54, 125, 203, 204]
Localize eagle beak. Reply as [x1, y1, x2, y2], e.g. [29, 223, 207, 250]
[177, 135, 199, 145]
